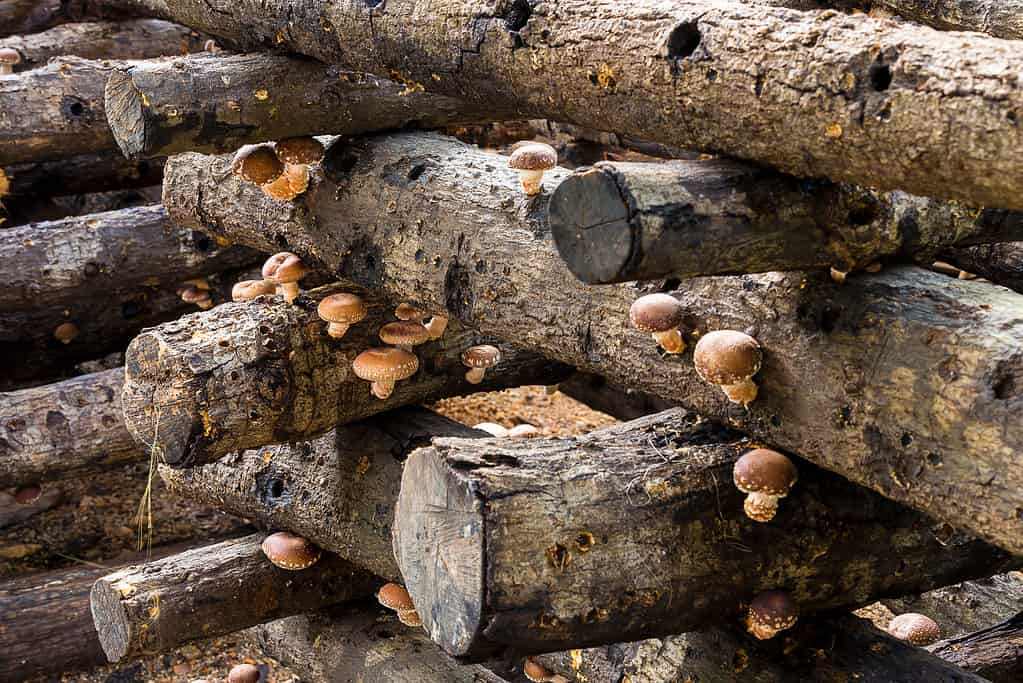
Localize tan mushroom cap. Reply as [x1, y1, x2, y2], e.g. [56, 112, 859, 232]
[749, 590, 798, 633]
[888, 613, 940, 645]
[352, 347, 419, 382]
[693, 330, 763, 385]
[397, 608, 422, 627]
[232, 279, 276, 301]
[379, 320, 430, 347]
[260, 531, 321, 570]
[318, 293, 367, 324]
[275, 136, 325, 165]
[395, 302, 428, 321]
[462, 344, 501, 368]
[231, 144, 283, 185]
[261, 252, 309, 283]
[630, 293, 684, 333]
[0, 48, 21, 66]
[733, 449, 798, 496]
[509, 142, 557, 171]
[227, 663, 261, 683]
[523, 658, 550, 682]
[377, 583, 415, 611]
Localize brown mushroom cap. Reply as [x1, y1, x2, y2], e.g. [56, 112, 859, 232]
[260, 531, 321, 570]
[318, 293, 367, 324]
[395, 302, 428, 321]
[523, 658, 550, 682]
[177, 285, 209, 303]
[53, 321, 78, 344]
[231, 144, 283, 185]
[629, 293, 684, 333]
[749, 591, 798, 632]
[888, 613, 941, 645]
[462, 345, 501, 368]
[0, 48, 21, 66]
[227, 663, 261, 683]
[352, 347, 419, 382]
[261, 252, 309, 283]
[275, 136, 325, 165]
[509, 143, 557, 171]
[379, 320, 430, 347]
[693, 330, 763, 385]
[232, 279, 276, 301]
[733, 449, 798, 496]
[377, 583, 415, 611]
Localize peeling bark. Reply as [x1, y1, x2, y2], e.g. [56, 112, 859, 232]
[929, 612, 1023, 683]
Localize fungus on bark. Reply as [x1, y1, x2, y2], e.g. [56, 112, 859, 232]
[887, 613, 941, 645]
[693, 330, 763, 405]
[352, 347, 419, 399]
[378, 320, 430, 352]
[53, 321, 79, 344]
[0, 48, 21, 75]
[317, 293, 367, 339]
[177, 284, 213, 309]
[260, 531, 321, 570]
[746, 590, 798, 640]
[509, 142, 557, 195]
[231, 144, 283, 185]
[261, 252, 309, 304]
[629, 293, 686, 354]
[462, 345, 501, 384]
[733, 448, 798, 522]
[395, 303, 427, 321]
[377, 582, 421, 627]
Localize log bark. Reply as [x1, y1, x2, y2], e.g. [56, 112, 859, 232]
[163, 133, 1023, 555]
[121, 283, 568, 468]
[158, 407, 484, 581]
[929, 612, 1023, 683]
[246, 608, 510, 683]
[936, 242, 1023, 294]
[0, 19, 202, 71]
[884, 572, 1023, 637]
[1, 152, 164, 198]
[0, 0, 137, 38]
[392, 408, 1017, 658]
[548, 160, 1023, 283]
[557, 372, 675, 422]
[90, 532, 380, 663]
[105, 52, 521, 160]
[867, 1, 1023, 39]
[0, 487, 63, 529]
[102, 0, 1023, 209]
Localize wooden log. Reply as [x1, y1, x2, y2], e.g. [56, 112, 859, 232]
[162, 133, 1023, 555]
[90, 532, 380, 663]
[548, 160, 1023, 283]
[101, 0, 1023, 209]
[884, 572, 1023, 637]
[0, 19, 202, 71]
[935, 242, 1023, 294]
[1, 152, 164, 198]
[0, 0, 136, 38]
[0, 487, 63, 528]
[392, 408, 1017, 658]
[929, 612, 1023, 683]
[866, 1, 1023, 40]
[557, 372, 675, 422]
[158, 407, 483, 580]
[121, 282, 568, 468]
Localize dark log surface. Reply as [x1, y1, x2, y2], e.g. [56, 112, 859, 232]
[0, 487, 63, 529]
[0, 0, 137, 38]
[884, 572, 1023, 637]
[163, 133, 1023, 555]
[929, 612, 1023, 683]
[392, 408, 1016, 658]
[1, 152, 164, 198]
[870, 1, 1023, 39]
[937, 242, 1023, 295]
[90, 532, 380, 662]
[121, 282, 568, 467]
[159, 407, 483, 580]
[548, 159, 1023, 283]
[558, 372, 675, 422]
[104, 0, 1023, 209]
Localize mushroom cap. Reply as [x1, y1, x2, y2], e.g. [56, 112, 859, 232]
[397, 608, 422, 627]
[318, 293, 367, 324]
[352, 347, 419, 382]
[629, 293, 684, 333]
[395, 302, 428, 321]
[509, 142, 557, 171]
[177, 285, 210, 304]
[261, 252, 309, 283]
[887, 613, 940, 645]
[693, 330, 763, 385]
[275, 136, 325, 165]
[232, 279, 276, 301]
[53, 321, 78, 343]
[733, 449, 798, 496]
[377, 583, 415, 611]
[379, 320, 430, 347]
[523, 658, 550, 682]
[749, 591, 798, 632]
[260, 531, 321, 570]
[0, 48, 21, 65]
[462, 344, 501, 369]
[231, 144, 284, 185]
[227, 663, 261, 683]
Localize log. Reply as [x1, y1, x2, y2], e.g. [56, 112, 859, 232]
[866, 1, 1023, 40]
[1, 152, 164, 198]
[163, 133, 1023, 555]
[548, 160, 1023, 283]
[557, 372, 675, 422]
[884, 572, 1023, 637]
[90, 532, 380, 662]
[0, 486, 63, 529]
[101, 0, 1023, 209]
[392, 408, 1017, 658]
[158, 407, 483, 580]
[929, 612, 1023, 683]
[936, 242, 1023, 294]
[0, 0, 136, 38]
[121, 283, 568, 468]
[0, 19, 202, 71]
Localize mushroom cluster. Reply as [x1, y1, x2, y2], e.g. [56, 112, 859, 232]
[395, 302, 448, 340]
[231, 136, 325, 201]
[261, 252, 309, 304]
[377, 583, 422, 627]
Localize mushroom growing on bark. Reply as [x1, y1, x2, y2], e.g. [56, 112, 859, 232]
[733, 448, 798, 522]
[693, 330, 763, 405]
[462, 345, 501, 384]
[231, 279, 276, 302]
[379, 320, 431, 352]
[0, 48, 21, 75]
[261, 136, 325, 201]
[177, 284, 213, 309]
[509, 142, 557, 195]
[231, 144, 283, 185]
[261, 252, 309, 304]
[260, 163, 309, 201]
[887, 613, 941, 645]
[317, 293, 367, 339]
[53, 321, 79, 344]
[629, 293, 685, 354]
[746, 590, 798, 640]
[260, 531, 321, 570]
[425, 315, 449, 339]
[509, 424, 540, 438]
[395, 302, 427, 321]
[377, 583, 422, 628]
[352, 347, 419, 399]
[227, 663, 260, 683]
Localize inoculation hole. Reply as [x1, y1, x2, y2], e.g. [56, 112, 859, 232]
[504, 0, 532, 32]
[927, 452, 942, 466]
[661, 278, 682, 293]
[274, 233, 288, 249]
[665, 22, 701, 59]
[819, 305, 841, 334]
[868, 62, 892, 92]
[271, 480, 284, 498]
[60, 96, 91, 121]
[192, 231, 213, 251]
[848, 204, 878, 226]
[900, 432, 913, 447]
[992, 359, 1022, 399]
[407, 163, 427, 181]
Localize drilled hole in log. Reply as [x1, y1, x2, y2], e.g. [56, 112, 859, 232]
[83, 262, 100, 277]
[192, 231, 213, 251]
[60, 96, 91, 121]
[869, 62, 892, 92]
[900, 433, 913, 448]
[665, 22, 701, 59]
[848, 204, 878, 226]
[927, 452, 942, 466]
[661, 278, 682, 292]
[992, 358, 1022, 399]
[407, 163, 427, 181]
[504, 0, 531, 32]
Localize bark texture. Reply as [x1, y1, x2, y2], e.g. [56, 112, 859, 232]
[122, 282, 567, 467]
[90, 532, 380, 662]
[392, 408, 1017, 658]
[163, 134, 1023, 555]
[937, 242, 1023, 294]
[929, 612, 1023, 683]
[102, 0, 1023, 208]
[869, 1, 1023, 39]
[549, 159, 1023, 283]
[884, 572, 1023, 637]
[159, 407, 483, 580]
[1, 152, 164, 198]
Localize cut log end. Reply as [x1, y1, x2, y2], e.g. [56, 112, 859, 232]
[104, 68, 147, 160]
[88, 578, 132, 663]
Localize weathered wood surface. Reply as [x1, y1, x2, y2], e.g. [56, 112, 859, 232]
[90, 532, 380, 663]
[247, 608, 510, 683]
[0, 487, 63, 529]
[929, 612, 1023, 683]
[548, 159, 1023, 283]
[558, 372, 675, 422]
[106, 52, 520, 160]
[885, 572, 1023, 637]
[122, 282, 567, 467]
[866, 1, 1023, 39]
[937, 242, 1023, 294]
[1, 152, 164, 198]
[0, 0, 136, 38]
[158, 407, 483, 580]
[0, 20, 201, 71]
[164, 133, 1023, 555]
[392, 408, 1017, 658]
[103, 0, 1023, 209]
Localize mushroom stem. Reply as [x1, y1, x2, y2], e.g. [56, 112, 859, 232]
[326, 321, 350, 339]
[0, 65, 11, 76]
[371, 379, 396, 400]
[425, 315, 448, 339]
[722, 379, 758, 405]
[743, 491, 781, 522]
[518, 169, 545, 195]
[465, 367, 487, 384]
[279, 281, 301, 304]
[196, 297, 213, 310]
[747, 617, 784, 640]
[652, 329, 685, 354]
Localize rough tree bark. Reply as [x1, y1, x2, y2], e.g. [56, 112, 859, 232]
[0, 19, 203, 71]
[557, 372, 675, 422]
[864, 1, 1023, 39]
[1, 152, 164, 198]
[392, 408, 1017, 658]
[548, 160, 1023, 283]
[935, 242, 1023, 294]
[102, 0, 1023, 209]
[121, 283, 567, 468]
[158, 407, 483, 581]
[163, 134, 1023, 555]
[0, 0, 137, 38]
[90, 533, 380, 663]
[884, 572, 1023, 637]
[929, 612, 1023, 683]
